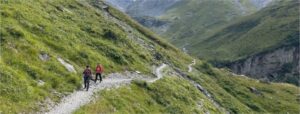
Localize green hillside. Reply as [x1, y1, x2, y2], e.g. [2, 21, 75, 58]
[0, 0, 299, 114]
[189, 0, 299, 62]
[191, 62, 300, 113]
[0, 0, 191, 113]
[160, 0, 264, 48]
[75, 77, 222, 114]
[76, 60, 300, 114]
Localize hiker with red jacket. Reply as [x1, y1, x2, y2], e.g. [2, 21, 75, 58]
[95, 63, 104, 83]
[83, 65, 92, 91]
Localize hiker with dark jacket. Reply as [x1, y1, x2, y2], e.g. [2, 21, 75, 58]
[95, 64, 104, 83]
[83, 65, 92, 91]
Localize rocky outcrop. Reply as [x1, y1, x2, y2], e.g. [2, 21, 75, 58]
[105, 0, 179, 34]
[134, 16, 168, 28]
[133, 16, 170, 34]
[228, 46, 299, 85]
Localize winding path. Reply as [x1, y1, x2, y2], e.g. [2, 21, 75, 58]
[186, 59, 228, 113]
[149, 64, 167, 83]
[188, 59, 196, 72]
[45, 59, 225, 114]
[45, 64, 167, 114]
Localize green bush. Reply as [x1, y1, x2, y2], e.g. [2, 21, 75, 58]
[103, 29, 118, 40]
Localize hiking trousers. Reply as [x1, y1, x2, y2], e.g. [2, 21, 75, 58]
[95, 73, 102, 83]
[83, 76, 90, 91]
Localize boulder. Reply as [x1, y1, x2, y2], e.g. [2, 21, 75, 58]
[248, 87, 262, 96]
[39, 53, 50, 61]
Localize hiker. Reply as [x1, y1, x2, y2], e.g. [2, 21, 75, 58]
[83, 65, 92, 91]
[95, 63, 104, 83]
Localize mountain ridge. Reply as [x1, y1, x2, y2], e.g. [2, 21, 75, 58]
[190, 0, 299, 85]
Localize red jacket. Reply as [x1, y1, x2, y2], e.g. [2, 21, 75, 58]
[95, 65, 103, 73]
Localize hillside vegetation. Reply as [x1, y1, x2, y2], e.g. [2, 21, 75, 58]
[188, 0, 299, 85]
[160, 0, 269, 48]
[0, 0, 191, 113]
[190, 62, 300, 113]
[0, 0, 299, 114]
[75, 60, 300, 114]
[104, 0, 299, 85]
[106, 0, 271, 46]
[75, 77, 222, 114]
[191, 0, 299, 63]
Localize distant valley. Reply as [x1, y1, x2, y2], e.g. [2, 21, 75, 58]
[106, 0, 299, 85]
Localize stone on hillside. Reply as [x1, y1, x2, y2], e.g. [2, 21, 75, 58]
[135, 71, 141, 74]
[39, 53, 50, 61]
[248, 87, 262, 96]
[102, 5, 109, 11]
[197, 100, 204, 109]
[57, 57, 76, 73]
[37, 80, 45, 86]
[154, 52, 163, 60]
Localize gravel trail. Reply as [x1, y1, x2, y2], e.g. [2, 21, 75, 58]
[188, 59, 196, 72]
[45, 64, 167, 114]
[149, 64, 167, 83]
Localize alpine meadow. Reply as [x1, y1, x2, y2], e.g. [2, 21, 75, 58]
[0, 0, 299, 114]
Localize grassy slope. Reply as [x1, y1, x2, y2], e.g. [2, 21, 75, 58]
[0, 0, 192, 113]
[75, 77, 222, 114]
[160, 0, 259, 48]
[1, 0, 299, 114]
[77, 1, 299, 114]
[102, 1, 192, 70]
[190, 0, 299, 62]
[190, 61, 300, 113]
[103, 1, 300, 113]
[75, 60, 300, 114]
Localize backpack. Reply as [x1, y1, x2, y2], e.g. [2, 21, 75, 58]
[96, 65, 103, 73]
[96, 67, 101, 72]
[83, 69, 91, 76]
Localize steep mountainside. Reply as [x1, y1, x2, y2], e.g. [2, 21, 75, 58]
[160, 0, 272, 46]
[227, 46, 299, 85]
[0, 0, 299, 114]
[0, 0, 191, 113]
[191, 0, 299, 85]
[106, 0, 273, 45]
[76, 61, 300, 114]
[105, 0, 180, 34]
[106, 0, 298, 86]
[106, 0, 181, 17]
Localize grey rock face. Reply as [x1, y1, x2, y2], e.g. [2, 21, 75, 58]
[134, 16, 168, 28]
[229, 46, 299, 85]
